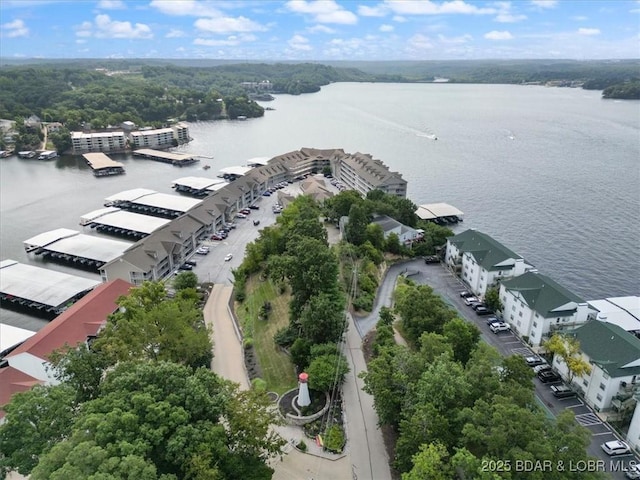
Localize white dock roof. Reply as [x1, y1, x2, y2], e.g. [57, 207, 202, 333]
[134, 148, 194, 162]
[416, 203, 464, 220]
[0, 260, 100, 308]
[83, 152, 124, 170]
[219, 166, 252, 177]
[24, 229, 132, 262]
[172, 177, 228, 190]
[80, 209, 170, 233]
[105, 189, 202, 212]
[0, 323, 36, 352]
[246, 157, 270, 166]
[588, 296, 640, 331]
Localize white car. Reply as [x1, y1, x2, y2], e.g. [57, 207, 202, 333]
[490, 322, 510, 334]
[601, 440, 631, 456]
[236, 213, 247, 219]
[224, 253, 233, 262]
[195, 247, 209, 255]
[463, 296, 479, 306]
[625, 464, 640, 479]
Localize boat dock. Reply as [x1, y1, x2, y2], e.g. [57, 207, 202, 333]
[104, 188, 202, 218]
[416, 203, 464, 224]
[0, 259, 100, 319]
[24, 228, 132, 272]
[171, 177, 228, 197]
[83, 152, 125, 177]
[132, 148, 198, 166]
[38, 150, 58, 160]
[80, 207, 171, 240]
[17, 151, 36, 159]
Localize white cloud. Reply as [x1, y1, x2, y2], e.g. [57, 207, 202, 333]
[379, 24, 394, 32]
[495, 12, 526, 22]
[194, 34, 257, 46]
[285, 0, 358, 24]
[149, 0, 220, 17]
[97, 0, 126, 9]
[384, 0, 496, 15]
[530, 0, 557, 8]
[166, 28, 185, 38]
[438, 33, 472, 44]
[288, 34, 312, 51]
[358, 4, 387, 17]
[570, 15, 588, 21]
[307, 24, 336, 34]
[578, 28, 600, 36]
[95, 14, 152, 38]
[1, 19, 29, 38]
[407, 33, 434, 49]
[484, 30, 513, 40]
[195, 16, 267, 34]
[392, 15, 407, 22]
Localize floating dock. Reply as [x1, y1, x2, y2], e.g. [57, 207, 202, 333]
[171, 177, 228, 197]
[416, 203, 464, 224]
[24, 228, 132, 272]
[83, 152, 125, 177]
[0, 259, 100, 319]
[80, 207, 171, 240]
[132, 148, 198, 166]
[104, 188, 202, 218]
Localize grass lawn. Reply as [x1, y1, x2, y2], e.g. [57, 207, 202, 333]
[237, 276, 297, 395]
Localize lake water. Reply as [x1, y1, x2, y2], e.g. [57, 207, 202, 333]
[1, 83, 638, 331]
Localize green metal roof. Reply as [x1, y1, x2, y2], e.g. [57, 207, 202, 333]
[501, 271, 585, 318]
[569, 321, 640, 378]
[449, 229, 524, 271]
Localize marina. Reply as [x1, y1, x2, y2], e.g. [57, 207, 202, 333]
[132, 148, 198, 166]
[38, 150, 58, 161]
[79, 207, 172, 240]
[104, 188, 203, 218]
[24, 228, 133, 272]
[17, 151, 36, 159]
[171, 176, 229, 197]
[0, 259, 100, 319]
[83, 152, 125, 177]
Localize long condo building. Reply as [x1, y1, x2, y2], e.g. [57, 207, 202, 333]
[71, 131, 127, 154]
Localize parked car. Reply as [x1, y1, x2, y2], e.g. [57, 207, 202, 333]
[463, 296, 479, 306]
[537, 370, 562, 383]
[211, 235, 223, 241]
[236, 213, 247, 219]
[475, 306, 493, 315]
[468, 301, 484, 310]
[184, 260, 197, 267]
[490, 322, 510, 334]
[240, 208, 251, 214]
[253, 220, 260, 226]
[471, 302, 487, 311]
[263, 191, 271, 196]
[459, 291, 474, 298]
[249, 205, 260, 210]
[550, 384, 576, 398]
[423, 255, 440, 264]
[179, 264, 193, 271]
[195, 247, 209, 255]
[533, 363, 552, 374]
[601, 440, 631, 456]
[485, 316, 500, 325]
[525, 355, 546, 367]
[224, 253, 233, 262]
[625, 464, 640, 479]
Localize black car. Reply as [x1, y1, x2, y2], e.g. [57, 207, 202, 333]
[459, 291, 473, 298]
[249, 205, 260, 210]
[537, 370, 561, 383]
[424, 255, 440, 264]
[178, 264, 193, 271]
[551, 384, 576, 398]
[253, 220, 260, 226]
[184, 260, 197, 267]
[475, 306, 493, 315]
[471, 302, 487, 311]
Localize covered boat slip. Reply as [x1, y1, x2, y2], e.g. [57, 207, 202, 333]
[0, 260, 100, 319]
[132, 148, 198, 166]
[218, 166, 252, 179]
[171, 176, 228, 197]
[24, 228, 132, 271]
[416, 203, 464, 224]
[80, 207, 171, 240]
[104, 188, 202, 218]
[83, 152, 125, 177]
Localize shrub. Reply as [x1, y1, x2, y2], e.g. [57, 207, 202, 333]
[296, 440, 307, 452]
[243, 337, 254, 349]
[323, 424, 345, 453]
[251, 377, 267, 393]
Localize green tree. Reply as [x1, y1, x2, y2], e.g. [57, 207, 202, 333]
[402, 442, 451, 480]
[442, 317, 480, 365]
[385, 232, 401, 254]
[174, 271, 199, 290]
[306, 352, 349, 393]
[544, 333, 592, 384]
[365, 223, 386, 250]
[299, 292, 347, 345]
[484, 287, 502, 313]
[0, 385, 77, 476]
[324, 189, 363, 221]
[345, 203, 370, 246]
[28, 361, 284, 480]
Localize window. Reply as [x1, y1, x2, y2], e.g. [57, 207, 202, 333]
[517, 320, 521, 327]
[512, 305, 516, 311]
[533, 321, 538, 328]
[519, 311, 523, 317]
[602, 372, 609, 380]
[599, 383, 606, 391]
[583, 379, 588, 387]
[596, 394, 603, 402]
[510, 314, 514, 321]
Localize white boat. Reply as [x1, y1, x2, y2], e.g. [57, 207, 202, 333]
[18, 151, 36, 159]
[38, 150, 58, 160]
[237, 116, 247, 121]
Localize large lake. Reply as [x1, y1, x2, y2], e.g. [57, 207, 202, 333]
[1, 83, 638, 331]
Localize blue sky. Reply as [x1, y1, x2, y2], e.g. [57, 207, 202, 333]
[1, 0, 638, 60]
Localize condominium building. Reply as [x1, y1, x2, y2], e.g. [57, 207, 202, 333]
[331, 152, 407, 198]
[129, 124, 191, 149]
[71, 131, 127, 154]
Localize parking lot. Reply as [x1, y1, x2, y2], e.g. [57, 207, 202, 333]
[404, 261, 637, 478]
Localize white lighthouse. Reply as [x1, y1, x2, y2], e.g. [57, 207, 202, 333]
[297, 372, 311, 407]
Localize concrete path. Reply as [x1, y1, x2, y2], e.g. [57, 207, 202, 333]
[343, 312, 392, 480]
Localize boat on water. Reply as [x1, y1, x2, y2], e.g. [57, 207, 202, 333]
[17, 151, 36, 159]
[38, 150, 58, 160]
[0, 150, 12, 158]
[426, 134, 438, 141]
[202, 165, 211, 170]
[237, 116, 247, 121]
